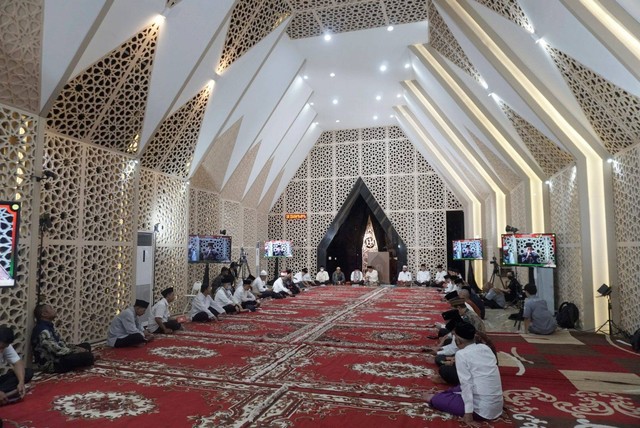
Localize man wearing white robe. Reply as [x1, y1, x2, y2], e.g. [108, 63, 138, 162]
[397, 265, 412, 287]
[190, 282, 224, 322]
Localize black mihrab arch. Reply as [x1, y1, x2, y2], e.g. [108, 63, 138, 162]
[317, 178, 407, 280]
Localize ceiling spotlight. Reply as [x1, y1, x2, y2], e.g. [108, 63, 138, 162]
[303, 75, 308, 80]
[335, 119, 340, 123]
[396, 93, 402, 98]
[332, 98, 338, 105]
[390, 114, 394, 118]
[330, 72, 335, 77]
[404, 63, 410, 69]
[606, 158, 614, 163]
[379, 64, 387, 72]
[387, 25, 394, 32]
[309, 102, 314, 106]
[375, 95, 382, 101]
[373, 115, 378, 120]
[324, 33, 332, 41]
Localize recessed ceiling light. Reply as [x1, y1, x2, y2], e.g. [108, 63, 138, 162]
[404, 63, 410, 69]
[335, 119, 340, 123]
[324, 33, 332, 41]
[396, 93, 402, 98]
[390, 114, 394, 118]
[375, 95, 382, 101]
[332, 98, 338, 105]
[330, 72, 335, 77]
[303, 75, 308, 80]
[379, 64, 387, 72]
[387, 25, 394, 32]
[373, 115, 378, 120]
[310, 102, 314, 106]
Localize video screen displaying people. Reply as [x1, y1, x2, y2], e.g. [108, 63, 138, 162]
[501, 233, 556, 268]
[188, 235, 232, 263]
[264, 240, 293, 258]
[0, 202, 20, 287]
[452, 239, 483, 260]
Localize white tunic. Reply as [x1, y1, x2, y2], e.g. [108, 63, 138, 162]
[293, 272, 305, 284]
[398, 271, 412, 282]
[272, 278, 291, 294]
[215, 287, 235, 306]
[455, 343, 503, 419]
[147, 297, 170, 332]
[435, 270, 447, 283]
[234, 286, 257, 303]
[0, 344, 20, 365]
[189, 292, 224, 320]
[316, 271, 329, 282]
[350, 270, 363, 281]
[251, 277, 268, 294]
[106, 307, 144, 347]
[365, 269, 379, 282]
[416, 270, 431, 283]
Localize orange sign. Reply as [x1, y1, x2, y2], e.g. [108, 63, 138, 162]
[285, 213, 307, 220]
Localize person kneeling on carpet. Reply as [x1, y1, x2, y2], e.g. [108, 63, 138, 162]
[234, 279, 261, 312]
[0, 326, 33, 405]
[148, 287, 182, 334]
[425, 322, 503, 424]
[31, 304, 95, 372]
[215, 282, 247, 314]
[190, 282, 224, 322]
[106, 300, 154, 348]
[523, 283, 557, 335]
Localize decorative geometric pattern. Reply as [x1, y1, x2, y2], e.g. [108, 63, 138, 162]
[285, 0, 428, 39]
[427, 0, 482, 84]
[47, 24, 159, 154]
[499, 101, 574, 177]
[472, 0, 534, 33]
[270, 126, 461, 274]
[469, 130, 522, 190]
[0, 0, 42, 113]
[243, 207, 257, 248]
[293, 157, 308, 180]
[546, 46, 640, 155]
[550, 165, 583, 320]
[0, 105, 36, 355]
[189, 188, 220, 236]
[217, 0, 291, 72]
[612, 146, 640, 333]
[141, 86, 211, 178]
[37, 249, 77, 340]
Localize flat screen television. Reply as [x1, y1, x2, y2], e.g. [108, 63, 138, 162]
[452, 238, 483, 260]
[0, 202, 21, 287]
[501, 233, 557, 268]
[264, 240, 293, 258]
[188, 235, 232, 263]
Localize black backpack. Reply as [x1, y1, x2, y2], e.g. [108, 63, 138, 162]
[556, 302, 579, 329]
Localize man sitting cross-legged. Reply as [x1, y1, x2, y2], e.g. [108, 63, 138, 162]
[315, 266, 330, 286]
[0, 326, 33, 405]
[190, 282, 224, 322]
[523, 283, 557, 335]
[148, 287, 182, 334]
[272, 272, 294, 298]
[106, 300, 154, 348]
[234, 279, 261, 312]
[215, 282, 248, 314]
[31, 304, 95, 372]
[350, 267, 364, 285]
[425, 322, 503, 424]
[251, 270, 282, 299]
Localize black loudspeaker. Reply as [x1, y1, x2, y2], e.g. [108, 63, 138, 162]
[597, 283, 612, 296]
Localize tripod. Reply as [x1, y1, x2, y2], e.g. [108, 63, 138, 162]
[595, 294, 627, 337]
[488, 257, 505, 290]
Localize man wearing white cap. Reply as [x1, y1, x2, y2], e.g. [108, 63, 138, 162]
[272, 271, 294, 298]
[252, 270, 281, 299]
[397, 265, 412, 287]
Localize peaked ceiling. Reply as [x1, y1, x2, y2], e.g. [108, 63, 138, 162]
[0, 0, 639, 214]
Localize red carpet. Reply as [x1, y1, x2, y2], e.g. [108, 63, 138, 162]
[2, 286, 638, 427]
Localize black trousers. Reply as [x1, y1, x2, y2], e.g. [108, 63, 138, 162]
[192, 307, 221, 322]
[439, 363, 459, 385]
[258, 290, 280, 299]
[315, 281, 330, 285]
[287, 284, 301, 295]
[223, 304, 237, 314]
[241, 301, 258, 312]
[54, 343, 95, 373]
[0, 368, 34, 393]
[482, 297, 504, 309]
[114, 333, 146, 348]
[351, 280, 364, 285]
[152, 320, 182, 333]
[277, 291, 289, 298]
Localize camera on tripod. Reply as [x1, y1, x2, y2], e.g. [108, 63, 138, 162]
[489, 256, 498, 265]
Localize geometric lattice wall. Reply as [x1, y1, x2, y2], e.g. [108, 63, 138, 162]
[140, 86, 211, 178]
[285, 0, 429, 39]
[612, 145, 640, 334]
[269, 125, 463, 277]
[138, 169, 188, 309]
[46, 24, 160, 154]
[509, 181, 527, 279]
[549, 163, 583, 317]
[472, 0, 533, 33]
[546, 46, 640, 156]
[0, 0, 42, 113]
[428, 0, 482, 84]
[0, 103, 38, 356]
[218, 0, 291, 73]
[40, 132, 136, 343]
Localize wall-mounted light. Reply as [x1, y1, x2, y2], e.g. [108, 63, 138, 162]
[154, 223, 162, 233]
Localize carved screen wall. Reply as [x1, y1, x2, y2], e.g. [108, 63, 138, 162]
[40, 131, 135, 344]
[268, 125, 462, 277]
[612, 146, 640, 334]
[549, 164, 583, 319]
[0, 103, 37, 356]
